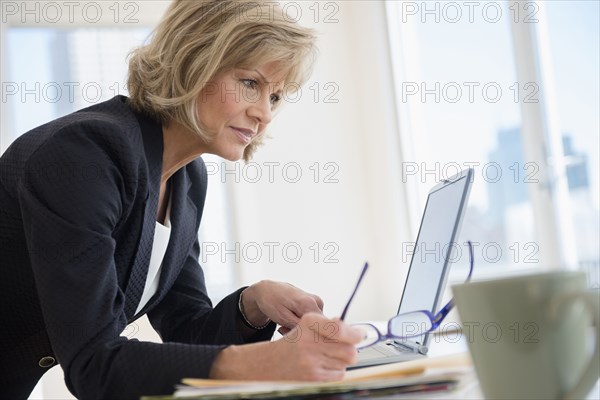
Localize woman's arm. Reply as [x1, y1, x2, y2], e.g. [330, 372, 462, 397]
[147, 238, 277, 345]
[210, 313, 363, 381]
[16, 121, 230, 399]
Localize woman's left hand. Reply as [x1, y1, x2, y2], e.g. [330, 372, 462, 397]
[240, 280, 324, 333]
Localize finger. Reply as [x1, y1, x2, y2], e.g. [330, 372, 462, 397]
[275, 307, 302, 329]
[292, 296, 325, 317]
[278, 326, 291, 335]
[322, 343, 358, 365]
[299, 312, 329, 331]
[320, 356, 351, 373]
[299, 314, 354, 346]
[331, 318, 365, 344]
[313, 295, 324, 311]
[315, 366, 346, 382]
[306, 316, 361, 345]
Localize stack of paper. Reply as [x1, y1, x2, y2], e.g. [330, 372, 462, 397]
[142, 353, 473, 399]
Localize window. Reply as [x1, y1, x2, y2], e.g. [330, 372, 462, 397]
[3, 28, 149, 144]
[544, 0, 600, 284]
[386, 0, 599, 286]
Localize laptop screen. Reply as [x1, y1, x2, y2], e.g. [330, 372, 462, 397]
[397, 172, 471, 333]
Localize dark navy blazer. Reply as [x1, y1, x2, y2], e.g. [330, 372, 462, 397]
[0, 96, 275, 399]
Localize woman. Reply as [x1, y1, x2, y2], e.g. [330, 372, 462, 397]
[0, 1, 363, 398]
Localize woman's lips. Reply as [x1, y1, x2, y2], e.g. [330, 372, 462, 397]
[231, 127, 255, 144]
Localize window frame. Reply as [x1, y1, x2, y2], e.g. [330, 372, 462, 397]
[384, 0, 580, 274]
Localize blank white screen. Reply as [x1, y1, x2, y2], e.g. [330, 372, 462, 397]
[398, 176, 468, 315]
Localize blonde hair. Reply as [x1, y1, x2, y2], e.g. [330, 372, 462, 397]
[127, 0, 318, 161]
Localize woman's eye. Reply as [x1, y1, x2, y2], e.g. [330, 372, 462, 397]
[241, 79, 258, 89]
[270, 93, 282, 105]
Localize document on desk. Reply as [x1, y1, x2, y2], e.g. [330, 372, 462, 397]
[156, 353, 473, 399]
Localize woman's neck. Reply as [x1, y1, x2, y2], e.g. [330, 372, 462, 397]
[161, 121, 207, 184]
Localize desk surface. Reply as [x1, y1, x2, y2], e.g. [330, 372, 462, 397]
[150, 328, 600, 399]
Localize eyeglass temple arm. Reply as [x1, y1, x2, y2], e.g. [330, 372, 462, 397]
[340, 262, 369, 321]
[432, 241, 475, 327]
[432, 299, 455, 327]
[466, 240, 474, 282]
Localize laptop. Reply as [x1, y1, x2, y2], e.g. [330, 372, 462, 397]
[351, 167, 474, 369]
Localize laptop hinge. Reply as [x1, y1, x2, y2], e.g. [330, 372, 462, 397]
[392, 340, 428, 355]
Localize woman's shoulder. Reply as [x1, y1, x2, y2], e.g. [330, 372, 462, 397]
[44, 95, 144, 146]
[0, 96, 158, 193]
[4, 96, 152, 163]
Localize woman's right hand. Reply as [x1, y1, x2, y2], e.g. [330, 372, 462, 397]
[209, 313, 364, 381]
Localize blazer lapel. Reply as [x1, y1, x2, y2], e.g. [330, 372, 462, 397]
[124, 112, 163, 318]
[135, 168, 198, 316]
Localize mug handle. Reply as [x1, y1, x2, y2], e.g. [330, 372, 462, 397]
[548, 291, 600, 400]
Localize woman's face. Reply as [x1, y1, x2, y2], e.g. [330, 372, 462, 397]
[197, 61, 286, 161]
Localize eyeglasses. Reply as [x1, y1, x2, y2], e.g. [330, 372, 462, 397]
[341, 241, 474, 349]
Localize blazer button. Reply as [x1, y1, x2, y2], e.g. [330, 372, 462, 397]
[38, 356, 56, 368]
